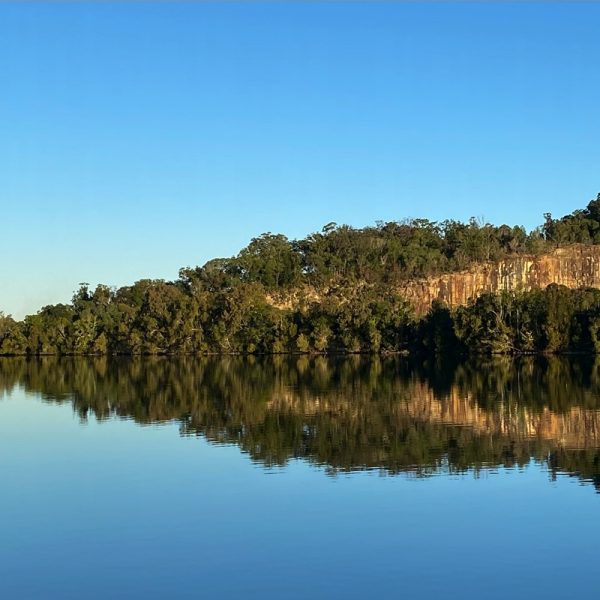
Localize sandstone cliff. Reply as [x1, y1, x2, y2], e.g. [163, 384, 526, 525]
[265, 245, 600, 317]
[400, 244, 600, 315]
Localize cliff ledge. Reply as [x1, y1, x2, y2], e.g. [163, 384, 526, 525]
[400, 245, 600, 315]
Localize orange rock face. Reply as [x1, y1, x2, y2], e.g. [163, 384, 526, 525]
[399, 245, 600, 315]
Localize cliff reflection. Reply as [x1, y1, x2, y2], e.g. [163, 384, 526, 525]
[2, 356, 600, 488]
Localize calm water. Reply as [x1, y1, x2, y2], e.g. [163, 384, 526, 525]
[1, 356, 599, 599]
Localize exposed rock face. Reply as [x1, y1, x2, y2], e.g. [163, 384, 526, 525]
[399, 245, 600, 315]
[265, 245, 600, 316]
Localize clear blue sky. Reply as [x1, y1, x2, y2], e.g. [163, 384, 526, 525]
[1, 3, 599, 318]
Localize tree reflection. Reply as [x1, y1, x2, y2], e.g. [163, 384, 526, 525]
[1, 356, 600, 489]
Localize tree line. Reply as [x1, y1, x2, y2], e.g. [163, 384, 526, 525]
[1, 195, 600, 356]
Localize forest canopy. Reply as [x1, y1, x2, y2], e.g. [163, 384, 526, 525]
[2, 195, 600, 356]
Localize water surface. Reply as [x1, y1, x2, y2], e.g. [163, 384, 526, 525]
[1, 356, 599, 599]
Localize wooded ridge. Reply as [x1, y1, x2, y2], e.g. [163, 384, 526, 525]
[2, 194, 600, 356]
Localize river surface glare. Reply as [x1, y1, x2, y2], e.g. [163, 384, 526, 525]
[1, 356, 598, 599]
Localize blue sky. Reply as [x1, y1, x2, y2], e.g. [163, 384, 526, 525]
[1, 3, 599, 318]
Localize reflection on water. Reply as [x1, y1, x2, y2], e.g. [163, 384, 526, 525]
[2, 355, 600, 490]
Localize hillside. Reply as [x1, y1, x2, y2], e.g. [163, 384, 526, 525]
[2, 194, 600, 356]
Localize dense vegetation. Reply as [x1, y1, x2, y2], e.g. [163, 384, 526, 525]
[1, 355, 599, 488]
[2, 195, 600, 356]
